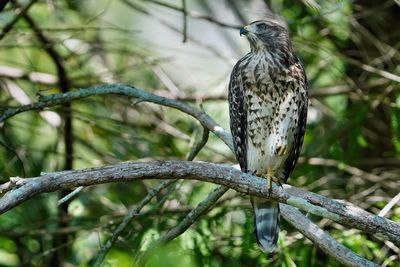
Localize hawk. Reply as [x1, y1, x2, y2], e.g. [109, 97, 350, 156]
[228, 19, 308, 252]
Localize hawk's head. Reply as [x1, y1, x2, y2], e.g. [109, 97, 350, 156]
[240, 19, 291, 53]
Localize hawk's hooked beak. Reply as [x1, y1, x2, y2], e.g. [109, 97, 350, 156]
[240, 25, 251, 36]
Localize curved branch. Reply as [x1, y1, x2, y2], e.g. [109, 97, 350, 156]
[281, 204, 378, 267]
[0, 83, 233, 150]
[1, 160, 399, 247]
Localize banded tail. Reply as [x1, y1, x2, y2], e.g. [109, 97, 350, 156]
[251, 196, 280, 253]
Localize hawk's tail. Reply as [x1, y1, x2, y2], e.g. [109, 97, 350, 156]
[251, 196, 279, 253]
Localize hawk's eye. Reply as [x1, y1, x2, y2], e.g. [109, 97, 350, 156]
[257, 23, 267, 30]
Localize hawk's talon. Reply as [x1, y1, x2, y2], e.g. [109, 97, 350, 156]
[272, 177, 282, 187]
[276, 145, 289, 157]
[267, 178, 278, 195]
[266, 166, 280, 196]
[254, 168, 280, 196]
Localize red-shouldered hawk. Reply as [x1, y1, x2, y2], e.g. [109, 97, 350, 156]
[228, 19, 308, 252]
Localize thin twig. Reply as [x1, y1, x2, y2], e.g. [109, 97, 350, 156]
[158, 186, 227, 244]
[346, 57, 400, 83]
[0, 177, 26, 194]
[120, 0, 235, 64]
[0, 140, 26, 177]
[136, 185, 228, 264]
[143, 0, 241, 29]
[92, 180, 175, 267]
[186, 126, 209, 161]
[57, 186, 84, 206]
[0, 0, 38, 40]
[182, 0, 187, 42]
[379, 192, 400, 217]
[306, 157, 383, 183]
[21, 8, 71, 93]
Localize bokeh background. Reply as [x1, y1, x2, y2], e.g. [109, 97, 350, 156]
[0, 0, 399, 266]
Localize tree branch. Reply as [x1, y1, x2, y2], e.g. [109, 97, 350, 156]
[1, 160, 399, 247]
[135, 185, 229, 265]
[0, 0, 38, 40]
[156, 186, 228, 245]
[141, 0, 241, 29]
[181, 0, 187, 42]
[0, 83, 233, 150]
[280, 204, 378, 267]
[120, 0, 234, 63]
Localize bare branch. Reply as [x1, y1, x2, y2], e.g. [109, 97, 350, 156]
[2, 160, 394, 266]
[186, 126, 209, 161]
[304, 157, 398, 191]
[119, 0, 235, 64]
[143, 0, 241, 29]
[0, 0, 38, 40]
[156, 186, 228, 244]
[379, 192, 400, 218]
[281, 204, 378, 267]
[1, 84, 399, 249]
[283, 185, 400, 245]
[57, 186, 84, 206]
[346, 57, 400, 83]
[135, 185, 229, 264]
[181, 0, 187, 42]
[0, 160, 399, 247]
[0, 83, 233, 150]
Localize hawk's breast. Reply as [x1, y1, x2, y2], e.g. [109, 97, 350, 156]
[241, 54, 299, 176]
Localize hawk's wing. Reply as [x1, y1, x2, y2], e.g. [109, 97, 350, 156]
[228, 62, 247, 172]
[283, 62, 308, 181]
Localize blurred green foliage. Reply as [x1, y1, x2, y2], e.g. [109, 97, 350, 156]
[0, 0, 399, 266]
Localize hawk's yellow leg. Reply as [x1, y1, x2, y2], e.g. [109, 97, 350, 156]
[266, 166, 281, 195]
